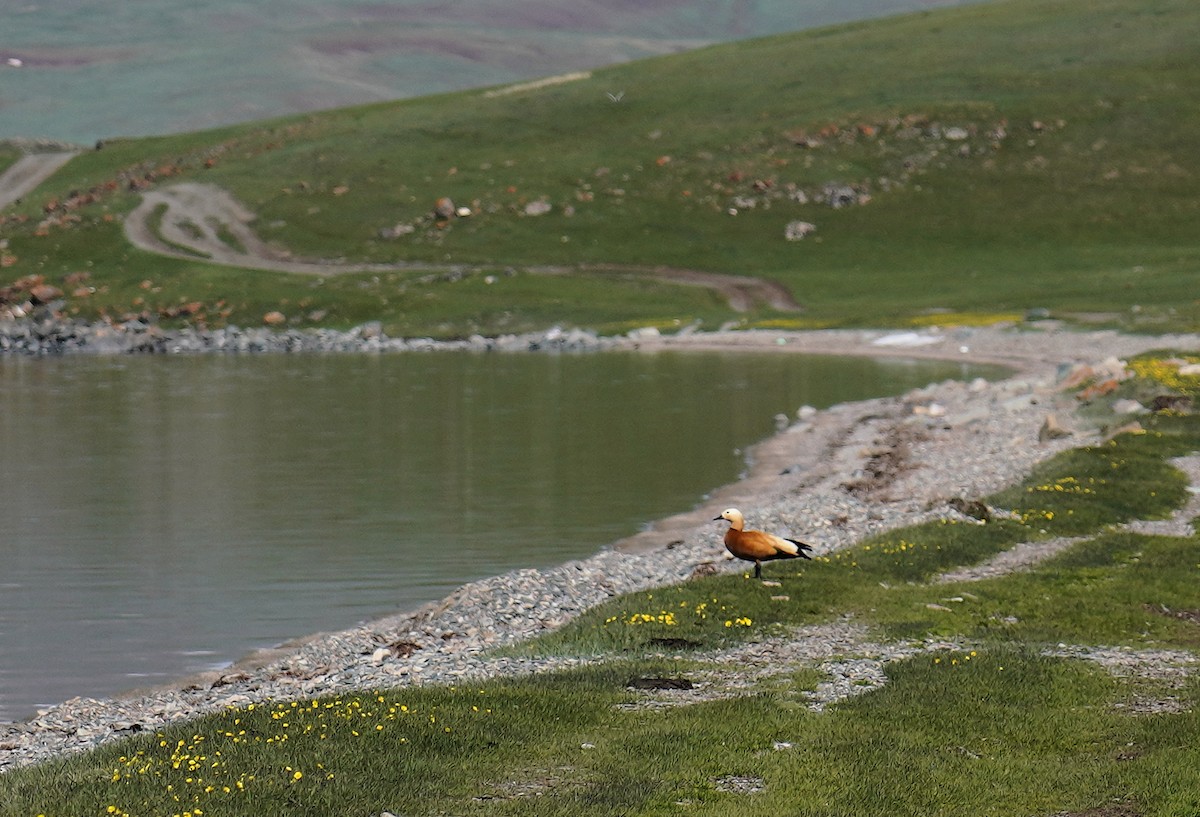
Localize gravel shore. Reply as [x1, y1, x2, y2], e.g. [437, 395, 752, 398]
[3, 322, 1199, 772]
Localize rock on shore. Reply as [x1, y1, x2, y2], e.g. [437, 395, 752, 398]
[0, 315, 617, 356]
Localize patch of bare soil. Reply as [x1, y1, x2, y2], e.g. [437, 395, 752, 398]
[123, 183, 387, 275]
[604, 264, 800, 311]
[841, 422, 927, 501]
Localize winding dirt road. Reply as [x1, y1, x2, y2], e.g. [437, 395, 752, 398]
[0, 151, 80, 210]
[122, 182, 804, 312]
[123, 183, 392, 275]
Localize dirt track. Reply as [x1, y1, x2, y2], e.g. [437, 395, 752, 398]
[123, 183, 395, 275]
[122, 182, 804, 312]
[0, 151, 80, 210]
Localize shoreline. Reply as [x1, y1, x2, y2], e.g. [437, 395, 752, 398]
[606, 323, 1197, 552]
[3, 322, 1199, 772]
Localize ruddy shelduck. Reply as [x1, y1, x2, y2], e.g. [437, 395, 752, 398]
[714, 508, 813, 579]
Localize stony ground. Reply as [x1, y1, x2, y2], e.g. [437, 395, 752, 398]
[2, 323, 1199, 773]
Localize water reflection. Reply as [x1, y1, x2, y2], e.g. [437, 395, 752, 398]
[0, 350, 999, 719]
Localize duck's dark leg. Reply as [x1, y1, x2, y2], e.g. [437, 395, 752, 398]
[754, 561, 762, 580]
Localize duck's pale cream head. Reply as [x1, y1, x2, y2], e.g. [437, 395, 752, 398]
[714, 508, 745, 529]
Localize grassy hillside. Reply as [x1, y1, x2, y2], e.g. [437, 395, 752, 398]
[0, 146, 17, 177]
[2, 0, 1198, 338]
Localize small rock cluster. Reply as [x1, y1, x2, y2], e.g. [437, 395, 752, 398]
[0, 273, 64, 321]
[0, 315, 618, 356]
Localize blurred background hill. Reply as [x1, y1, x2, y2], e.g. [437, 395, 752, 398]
[0, 0, 981, 143]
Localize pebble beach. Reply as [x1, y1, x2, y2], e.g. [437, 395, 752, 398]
[3, 321, 1199, 772]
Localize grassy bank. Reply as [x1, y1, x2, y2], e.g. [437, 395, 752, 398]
[0, 147, 19, 178]
[3, 352, 1198, 816]
[2, 0, 1199, 337]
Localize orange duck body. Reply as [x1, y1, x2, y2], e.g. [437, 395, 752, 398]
[715, 508, 813, 579]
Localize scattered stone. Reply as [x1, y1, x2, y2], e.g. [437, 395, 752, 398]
[1039, 413, 1073, 441]
[0, 318, 619, 356]
[1145, 604, 1200, 626]
[386, 640, 422, 658]
[841, 423, 923, 501]
[1077, 378, 1120, 401]
[784, 220, 817, 241]
[871, 331, 941, 348]
[911, 401, 946, 417]
[356, 321, 384, 340]
[823, 184, 859, 209]
[1150, 394, 1192, 413]
[626, 326, 660, 341]
[29, 284, 63, 304]
[379, 223, 416, 239]
[1105, 421, 1144, 441]
[947, 497, 991, 522]
[1059, 363, 1097, 389]
[713, 775, 765, 794]
[1111, 398, 1147, 415]
[1092, 357, 1131, 381]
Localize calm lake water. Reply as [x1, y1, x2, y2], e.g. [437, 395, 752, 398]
[0, 350, 998, 720]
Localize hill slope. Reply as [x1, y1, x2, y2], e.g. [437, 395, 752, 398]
[1, 0, 1198, 338]
[0, 0, 985, 143]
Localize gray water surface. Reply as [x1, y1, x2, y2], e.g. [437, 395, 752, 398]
[0, 350, 999, 720]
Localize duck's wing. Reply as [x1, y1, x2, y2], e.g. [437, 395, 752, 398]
[781, 537, 814, 559]
[752, 531, 814, 560]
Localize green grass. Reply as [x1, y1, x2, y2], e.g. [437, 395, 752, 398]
[902, 532, 1200, 647]
[5, 657, 1197, 816]
[3, 355, 1200, 817]
[0, 145, 19, 178]
[4, 0, 1200, 337]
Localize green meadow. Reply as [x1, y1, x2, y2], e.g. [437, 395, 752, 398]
[2, 350, 1199, 815]
[0, 148, 19, 177]
[2, 0, 1199, 337]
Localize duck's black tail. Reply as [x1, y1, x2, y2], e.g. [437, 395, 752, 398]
[785, 538, 814, 560]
